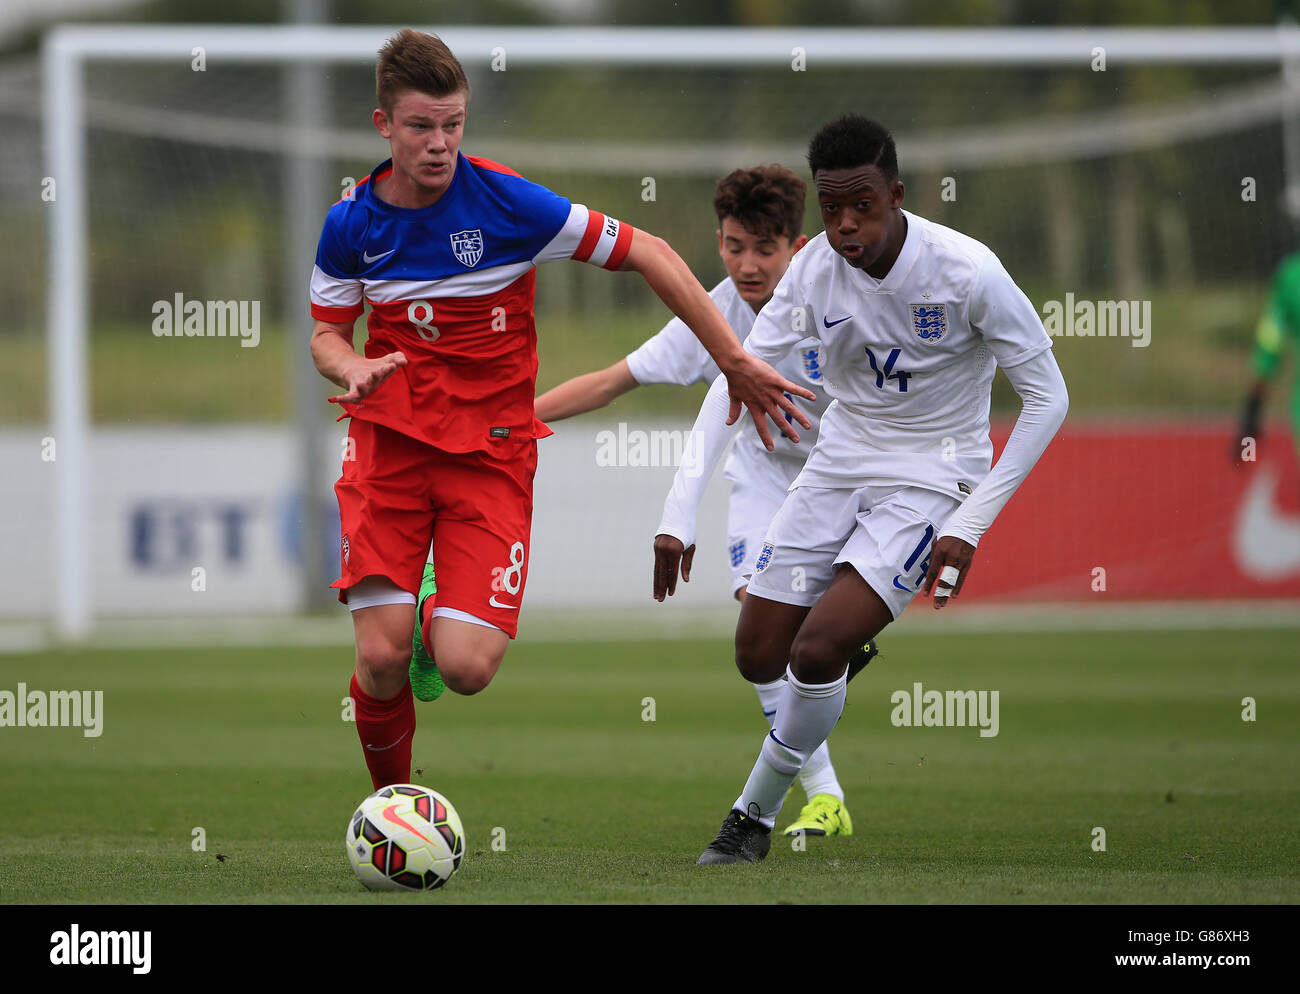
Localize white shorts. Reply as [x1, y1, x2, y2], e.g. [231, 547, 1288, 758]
[724, 454, 800, 595]
[745, 483, 962, 620]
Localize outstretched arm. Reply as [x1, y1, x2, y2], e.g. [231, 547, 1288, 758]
[535, 360, 638, 422]
[653, 374, 739, 600]
[1236, 304, 1286, 462]
[1236, 379, 1266, 463]
[924, 349, 1068, 608]
[618, 228, 812, 449]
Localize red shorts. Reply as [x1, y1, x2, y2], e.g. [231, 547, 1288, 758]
[333, 418, 537, 639]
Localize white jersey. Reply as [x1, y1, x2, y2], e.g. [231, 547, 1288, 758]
[727, 339, 827, 478]
[625, 276, 752, 388]
[657, 348, 831, 552]
[627, 274, 830, 477]
[743, 211, 1054, 501]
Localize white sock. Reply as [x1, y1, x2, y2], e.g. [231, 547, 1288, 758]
[753, 679, 783, 724]
[798, 744, 844, 802]
[735, 667, 847, 827]
[754, 679, 843, 802]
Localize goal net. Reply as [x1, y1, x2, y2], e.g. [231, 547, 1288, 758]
[9, 25, 1297, 635]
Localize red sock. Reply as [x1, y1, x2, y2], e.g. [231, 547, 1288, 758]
[421, 608, 436, 662]
[350, 673, 415, 790]
[420, 589, 437, 657]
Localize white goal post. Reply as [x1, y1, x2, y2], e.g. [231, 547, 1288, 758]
[42, 23, 1300, 640]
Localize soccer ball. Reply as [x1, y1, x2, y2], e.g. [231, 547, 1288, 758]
[346, 784, 465, 891]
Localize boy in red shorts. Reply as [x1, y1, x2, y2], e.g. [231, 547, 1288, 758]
[309, 29, 812, 789]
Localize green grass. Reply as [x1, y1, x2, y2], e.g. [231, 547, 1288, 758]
[2, 281, 1290, 425]
[0, 628, 1296, 904]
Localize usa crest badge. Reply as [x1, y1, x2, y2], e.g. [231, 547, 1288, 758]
[910, 303, 947, 343]
[450, 229, 484, 268]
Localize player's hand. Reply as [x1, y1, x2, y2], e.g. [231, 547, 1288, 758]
[1233, 392, 1263, 465]
[922, 536, 976, 610]
[329, 351, 408, 405]
[1232, 429, 1257, 466]
[653, 534, 695, 601]
[722, 353, 814, 451]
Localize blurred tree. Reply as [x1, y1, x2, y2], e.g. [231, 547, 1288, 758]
[604, 0, 1278, 26]
[127, 0, 551, 25]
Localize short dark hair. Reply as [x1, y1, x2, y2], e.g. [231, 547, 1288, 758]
[376, 29, 470, 114]
[712, 165, 806, 241]
[807, 115, 898, 181]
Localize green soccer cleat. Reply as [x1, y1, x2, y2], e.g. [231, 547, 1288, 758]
[408, 562, 445, 702]
[781, 793, 853, 838]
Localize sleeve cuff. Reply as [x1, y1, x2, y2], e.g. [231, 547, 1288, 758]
[311, 302, 363, 323]
[655, 519, 695, 550]
[937, 524, 981, 549]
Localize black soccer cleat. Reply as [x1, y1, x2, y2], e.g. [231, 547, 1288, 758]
[846, 639, 881, 683]
[697, 808, 772, 865]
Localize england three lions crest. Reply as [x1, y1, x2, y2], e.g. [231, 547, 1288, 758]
[910, 303, 947, 343]
[450, 229, 484, 268]
[800, 347, 824, 383]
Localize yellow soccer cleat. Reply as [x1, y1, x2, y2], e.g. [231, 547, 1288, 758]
[781, 793, 853, 837]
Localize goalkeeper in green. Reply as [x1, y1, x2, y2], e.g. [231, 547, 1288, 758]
[1240, 253, 1300, 462]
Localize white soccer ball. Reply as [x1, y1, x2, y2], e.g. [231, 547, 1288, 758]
[345, 784, 465, 891]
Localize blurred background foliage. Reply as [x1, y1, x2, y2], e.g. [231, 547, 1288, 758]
[0, 0, 1293, 422]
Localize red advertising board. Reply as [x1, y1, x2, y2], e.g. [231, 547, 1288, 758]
[968, 420, 1300, 602]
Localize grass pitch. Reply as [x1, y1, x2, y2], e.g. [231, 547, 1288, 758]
[0, 628, 1295, 904]
[0, 282, 1279, 426]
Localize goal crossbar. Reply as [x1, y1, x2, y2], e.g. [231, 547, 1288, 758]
[42, 23, 1300, 639]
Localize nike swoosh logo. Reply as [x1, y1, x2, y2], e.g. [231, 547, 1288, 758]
[365, 729, 410, 752]
[487, 595, 516, 609]
[823, 315, 852, 328]
[892, 574, 914, 592]
[1233, 465, 1300, 579]
[363, 248, 396, 264]
[381, 802, 436, 845]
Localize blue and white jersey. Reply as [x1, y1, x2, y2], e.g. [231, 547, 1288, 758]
[308, 153, 631, 453]
[311, 153, 630, 320]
